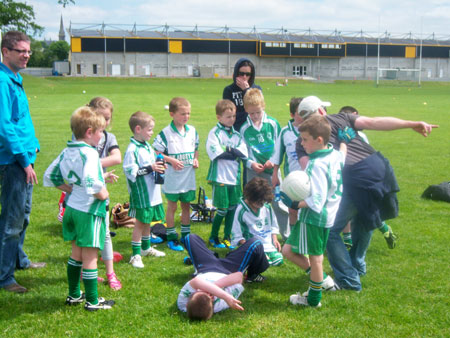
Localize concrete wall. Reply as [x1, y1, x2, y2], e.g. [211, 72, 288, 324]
[70, 51, 450, 80]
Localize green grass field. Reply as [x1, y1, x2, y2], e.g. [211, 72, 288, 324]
[1, 76, 449, 337]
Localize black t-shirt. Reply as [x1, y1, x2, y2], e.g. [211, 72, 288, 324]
[296, 113, 375, 166]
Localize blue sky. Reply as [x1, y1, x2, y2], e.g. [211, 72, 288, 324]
[28, 0, 450, 41]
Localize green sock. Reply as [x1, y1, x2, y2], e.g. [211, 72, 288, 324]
[67, 258, 82, 298]
[82, 268, 99, 305]
[141, 236, 151, 250]
[210, 209, 226, 239]
[307, 279, 322, 306]
[224, 206, 236, 239]
[181, 224, 190, 238]
[131, 241, 141, 256]
[379, 222, 389, 234]
[166, 227, 178, 241]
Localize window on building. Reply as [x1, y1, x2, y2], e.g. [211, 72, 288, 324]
[265, 42, 272, 47]
[93, 64, 98, 75]
[76, 64, 81, 74]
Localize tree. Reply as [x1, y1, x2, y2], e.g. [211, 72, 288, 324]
[47, 40, 70, 61]
[0, 0, 43, 35]
[57, 0, 75, 7]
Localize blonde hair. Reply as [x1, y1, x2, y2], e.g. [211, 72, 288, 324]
[243, 88, 265, 109]
[169, 97, 190, 113]
[88, 97, 114, 114]
[216, 99, 236, 116]
[129, 111, 155, 133]
[71, 106, 106, 139]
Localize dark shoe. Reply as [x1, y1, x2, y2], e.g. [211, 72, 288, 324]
[4, 283, 28, 293]
[84, 297, 115, 311]
[246, 274, 266, 283]
[65, 292, 86, 305]
[29, 262, 46, 269]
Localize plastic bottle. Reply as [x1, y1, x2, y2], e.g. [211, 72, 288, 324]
[154, 153, 165, 184]
[274, 185, 281, 202]
[205, 196, 213, 209]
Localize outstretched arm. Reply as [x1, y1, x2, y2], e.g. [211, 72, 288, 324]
[189, 274, 244, 311]
[354, 116, 438, 137]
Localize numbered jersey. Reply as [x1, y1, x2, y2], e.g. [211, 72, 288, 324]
[300, 145, 345, 228]
[153, 121, 199, 194]
[240, 112, 280, 174]
[43, 141, 106, 217]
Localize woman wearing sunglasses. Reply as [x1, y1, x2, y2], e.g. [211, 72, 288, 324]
[223, 58, 262, 131]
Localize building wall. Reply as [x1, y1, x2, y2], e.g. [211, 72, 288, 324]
[70, 51, 450, 80]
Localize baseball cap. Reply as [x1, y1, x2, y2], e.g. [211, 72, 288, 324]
[297, 96, 331, 119]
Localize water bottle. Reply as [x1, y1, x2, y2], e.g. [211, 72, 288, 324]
[154, 153, 165, 184]
[274, 185, 281, 202]
[205, 196, 213, 209]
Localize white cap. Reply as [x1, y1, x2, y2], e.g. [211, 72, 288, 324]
[297, 96, 331, 118]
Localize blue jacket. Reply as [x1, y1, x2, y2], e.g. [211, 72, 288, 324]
[0, 63, 39, 168]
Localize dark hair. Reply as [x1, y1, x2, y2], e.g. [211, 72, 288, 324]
[339, 106, 359, 115]
[1, 31, 30, 52]
[244, 177, 273, 204]
[186, 292, 214, 321]
[299, 115, 331, 145]
[290, 97, 303, 115]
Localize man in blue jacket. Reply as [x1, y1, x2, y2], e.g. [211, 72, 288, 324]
[0, 31, 44, 293]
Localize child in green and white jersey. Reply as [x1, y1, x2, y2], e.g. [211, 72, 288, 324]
[206, 99, 248, 249]
[153, 97, 199, 251]
[44, 107, 115, 311]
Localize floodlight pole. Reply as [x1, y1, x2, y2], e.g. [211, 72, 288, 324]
[376, 16, 381, 87]
[418, 17, 423, 86]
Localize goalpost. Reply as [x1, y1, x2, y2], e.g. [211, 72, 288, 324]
[375, 68, 422, 86]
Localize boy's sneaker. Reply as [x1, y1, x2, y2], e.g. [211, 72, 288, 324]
[222, 238, 235, 250]
[151, 235, 163, 244]
[246, 274, 266, 283]
[65, 292, 85, 305]
[167, 240, 184, 252]
[209, 237, 225, 249]
[84, 297, 115, 311]
[383, 225, 397, 249]
[322, 275, 336, 291]
[289, 293, 322, 308]
[129, 254, 144, 268]
[141, 246, 166, 257]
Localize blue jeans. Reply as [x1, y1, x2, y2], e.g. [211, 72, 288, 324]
[0, 163, 34, 287]
[326, 191, 373, 291]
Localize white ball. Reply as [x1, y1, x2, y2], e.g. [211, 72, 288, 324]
[82, 90, 86, 94]
[164, 105, 169, 110]
[281, 170, 311, 201]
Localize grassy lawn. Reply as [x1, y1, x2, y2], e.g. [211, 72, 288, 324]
[1, 76, 449, 337]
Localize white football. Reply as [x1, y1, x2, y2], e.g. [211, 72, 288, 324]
[281, 170, 311, 201]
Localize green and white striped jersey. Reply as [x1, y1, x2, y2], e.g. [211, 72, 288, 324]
[300, 145, 345, 228]
[206, 123, 248, 186]
[270, 119, 301, 176]
[153, 121, 199, 193]
[240, 112, 280, 175]
[123, 137, 163, 209]
[43, 141, 106, 217]
[231, 199, 279, 253]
